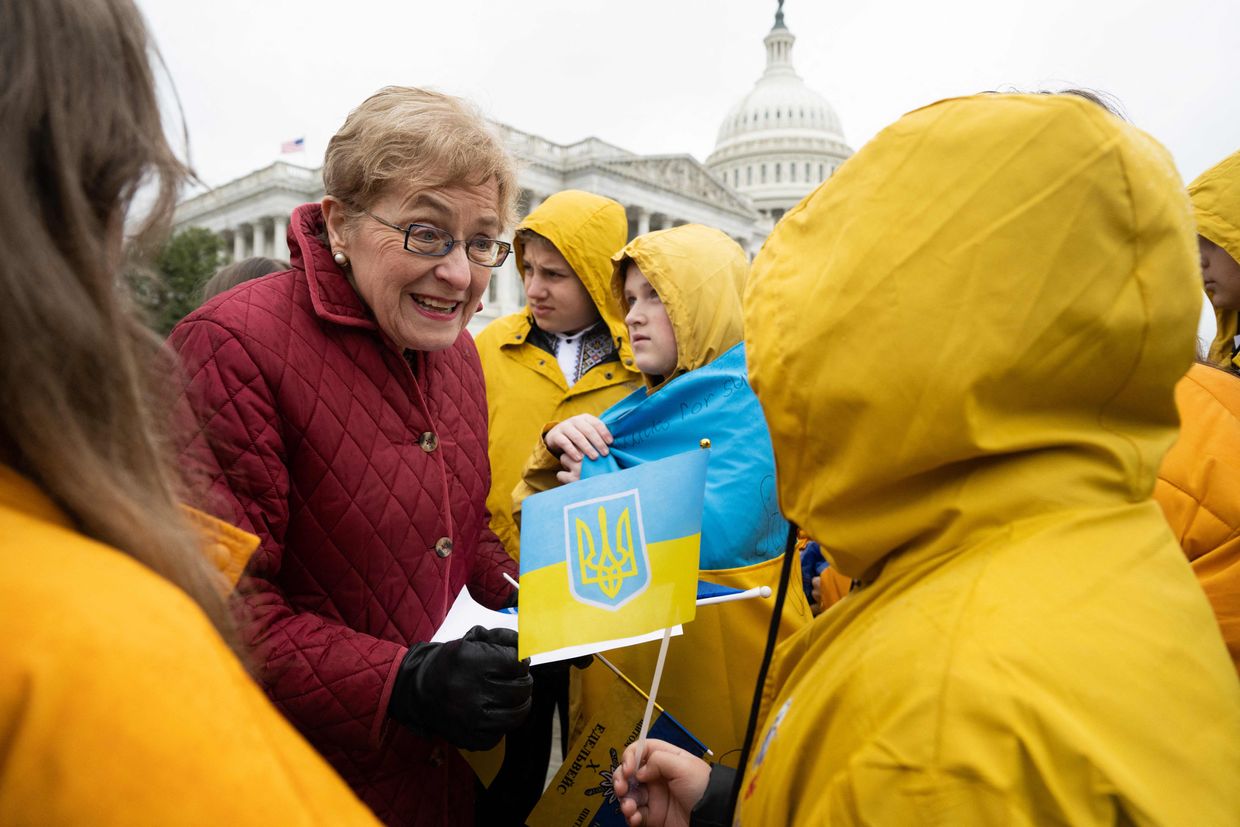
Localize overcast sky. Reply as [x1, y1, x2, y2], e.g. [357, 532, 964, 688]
[139, 0, 1238, 189]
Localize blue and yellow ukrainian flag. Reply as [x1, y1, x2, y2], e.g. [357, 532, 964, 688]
[518, 449, 707, 661]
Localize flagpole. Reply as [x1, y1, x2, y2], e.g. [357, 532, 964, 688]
[634, 626, 674, 770]
[695, 585, 772, 607]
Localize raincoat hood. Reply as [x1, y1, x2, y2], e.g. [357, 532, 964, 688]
[746, 94, 1201, 580]
[514, 190, 630, 350]
[1188, 149, 1240, 367]
[610, 224, 747, 390]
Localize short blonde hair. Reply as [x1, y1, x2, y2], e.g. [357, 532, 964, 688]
[323, 86, 518, 231]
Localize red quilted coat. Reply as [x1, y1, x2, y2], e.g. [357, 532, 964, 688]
[170, 203, 515, 825]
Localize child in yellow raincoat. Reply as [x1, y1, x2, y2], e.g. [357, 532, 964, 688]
[516, 223, 813, 770]
[614, 93, 1240, 826]
[1191, 149, 1240, 372]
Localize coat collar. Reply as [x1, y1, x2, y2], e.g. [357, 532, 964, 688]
[289, 202, 380, 333]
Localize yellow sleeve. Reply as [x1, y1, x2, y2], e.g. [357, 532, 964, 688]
[0, 549, 379, 825]
[804, 765, 1038, 827]
[510, 424, 565, 517]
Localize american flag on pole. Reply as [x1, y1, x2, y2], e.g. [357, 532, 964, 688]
[281, 137, 305, 153]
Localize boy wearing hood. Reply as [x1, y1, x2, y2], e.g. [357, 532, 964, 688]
[519, 224, 812, 771]
[475, 190, 639, 822]
[612, 95, 1240, 826]
[477, 189, 640, 561]
[1190, 149, 1240, 372]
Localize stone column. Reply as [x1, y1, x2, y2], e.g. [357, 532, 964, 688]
[635, 207, 650, 236]
[250, 220, 266, 259]
[272, 215, 288, 260]
[497, 247, 522, 315]
[498, 194, 539, 315]
[232, 229, 244, 262]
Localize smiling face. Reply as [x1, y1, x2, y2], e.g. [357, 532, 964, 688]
[1201, 235, 1240, 313]
[622, 262, 678, 379]
[520, 234, 600, 334]
[323, 180, 500, 351]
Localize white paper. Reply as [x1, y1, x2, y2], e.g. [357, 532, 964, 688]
[429, 587, 684, 665]
[429, 586, 518, 644]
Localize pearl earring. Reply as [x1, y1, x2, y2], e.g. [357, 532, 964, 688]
[333, 251, 348, 267]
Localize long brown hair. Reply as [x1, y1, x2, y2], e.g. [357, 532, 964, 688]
[0, 0, 235, 641]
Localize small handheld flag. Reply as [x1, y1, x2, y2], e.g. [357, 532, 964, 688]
[518, 448, 707, 661]
[526, 659, 707, 827]
[280, 137, 305, 153]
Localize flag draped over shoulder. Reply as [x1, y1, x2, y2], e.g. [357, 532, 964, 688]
[582, 341, 788, 569]
[518, 450, 706, 661]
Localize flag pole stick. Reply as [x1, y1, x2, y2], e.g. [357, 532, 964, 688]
[635, 437, 710, 769]
[695, 585, 772, 607]
[634, 626, 674, 770]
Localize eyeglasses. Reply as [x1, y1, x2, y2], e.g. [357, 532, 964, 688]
[364, 210, 511, 267]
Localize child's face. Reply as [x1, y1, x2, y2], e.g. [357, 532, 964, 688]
[623, 263, 678, 379]
[521, 235, 601, 334]
[1201, 236, 1240, 313]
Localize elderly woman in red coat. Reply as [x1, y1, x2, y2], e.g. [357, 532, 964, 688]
[171, 87, 528, 826]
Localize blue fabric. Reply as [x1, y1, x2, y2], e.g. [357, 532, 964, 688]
[800, 541, 830, 605]
[696, 581, 744, 600]
[581, 342, 788, 570]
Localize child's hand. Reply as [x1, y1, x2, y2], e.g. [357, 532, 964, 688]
[557, 454, 583, 485]
[613, 739, 710, 827]
[545, 414, 613, 463]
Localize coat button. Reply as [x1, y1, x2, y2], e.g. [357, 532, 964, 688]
[419, 431, 439, 452]
[428, 747, 444, 767]
[538, 359, 546, 366]
[434, 537, 453, 558]
[624, 358, 634, 366]
[605, 372, 613, 379]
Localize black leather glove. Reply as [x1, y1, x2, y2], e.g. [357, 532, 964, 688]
[388, 626, 533, 751]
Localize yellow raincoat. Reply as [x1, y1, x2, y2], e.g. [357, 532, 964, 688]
[1154, 363, 1240, 675]
[520, 224, 812, 765]
[0, 465, 378, 825]
[476, 190, 640, 559]
[1190, 149, 1240, 370]
[741, 95, 1240, 825]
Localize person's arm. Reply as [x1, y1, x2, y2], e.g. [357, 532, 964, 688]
[171, 318, 407, 753]
[470, 517, 517, 609]
[511, 435, 566, 512]
[1, 559, 380, 825]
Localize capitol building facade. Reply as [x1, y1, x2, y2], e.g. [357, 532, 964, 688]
[173, 5, 851, 332]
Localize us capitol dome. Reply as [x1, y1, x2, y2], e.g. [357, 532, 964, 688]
[706, 1, 853, 223]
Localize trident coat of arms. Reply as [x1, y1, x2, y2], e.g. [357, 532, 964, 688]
[563, 489, 651, 610]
